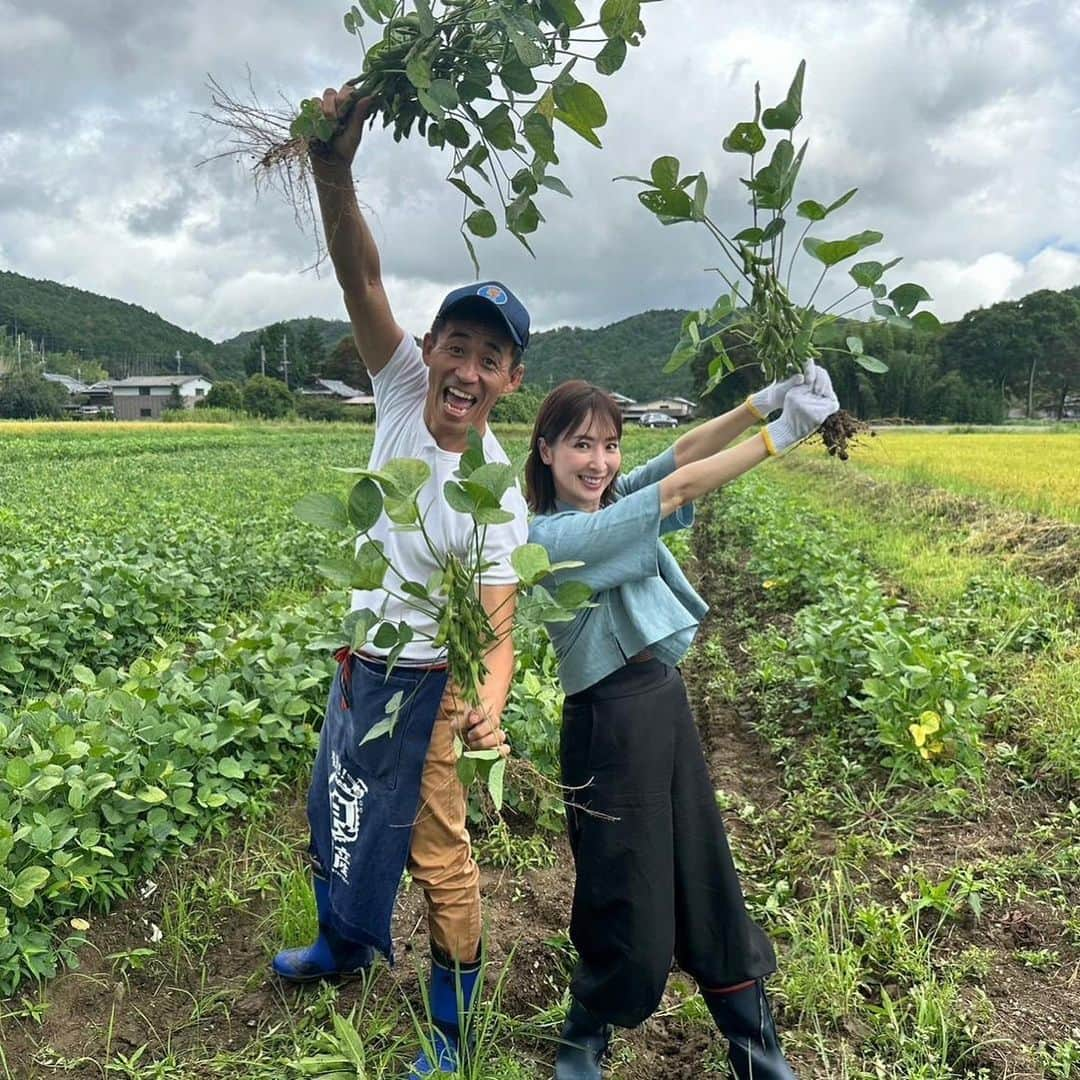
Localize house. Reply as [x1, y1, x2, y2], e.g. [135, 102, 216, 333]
[341, 394, 376, 409]
[619, 396, 699, 424]
[43, 372, 92, 395]
[108, 375, 213, 420]
[298, 377, 366, 399]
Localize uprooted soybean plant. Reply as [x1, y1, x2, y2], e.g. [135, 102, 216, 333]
[619, 61, 940, 458]
[206, 0, 662, 271]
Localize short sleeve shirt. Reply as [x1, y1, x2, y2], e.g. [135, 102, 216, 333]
[351, 333, 528, 662]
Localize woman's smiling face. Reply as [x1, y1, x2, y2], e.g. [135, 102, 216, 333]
[538, 413, 622, 512]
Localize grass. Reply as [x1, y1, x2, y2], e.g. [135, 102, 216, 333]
[795, 428, 1080, 523]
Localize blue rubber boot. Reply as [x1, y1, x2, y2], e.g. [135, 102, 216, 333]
[272, 873, 372, 983]
[408, 947, 481, 1077]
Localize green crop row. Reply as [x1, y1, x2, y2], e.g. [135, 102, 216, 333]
[0, 596, 345, 994]
[0, 429, 380, 701]
[709, 471, 988, 786]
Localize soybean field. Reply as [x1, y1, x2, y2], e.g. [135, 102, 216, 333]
[1, 421, 1077, 1079]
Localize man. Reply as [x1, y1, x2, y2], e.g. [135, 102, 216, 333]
[272, 89, 528, 1079]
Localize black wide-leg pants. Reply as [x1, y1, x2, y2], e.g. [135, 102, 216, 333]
[561, 658, 777, 1029]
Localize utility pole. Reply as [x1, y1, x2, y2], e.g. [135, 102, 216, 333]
[260, 343, 266, 376]
[175, 350, 182, 375]
[281, 334, 289, 389]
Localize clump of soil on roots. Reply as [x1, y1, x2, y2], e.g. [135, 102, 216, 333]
[817, 409, 874, 461]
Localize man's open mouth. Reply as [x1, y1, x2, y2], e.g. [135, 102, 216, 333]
[443, 386, 477, 417]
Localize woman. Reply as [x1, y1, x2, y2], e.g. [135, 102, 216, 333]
[525, 366, 838, 1080]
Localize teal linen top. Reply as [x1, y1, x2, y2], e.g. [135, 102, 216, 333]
[527, 447, 708, 695]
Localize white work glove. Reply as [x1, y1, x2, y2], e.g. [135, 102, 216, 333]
[746, 366, 806, 420]
[763, 361, 839, 455]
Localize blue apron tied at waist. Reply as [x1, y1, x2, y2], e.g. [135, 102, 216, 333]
[308, 651, 449, 962]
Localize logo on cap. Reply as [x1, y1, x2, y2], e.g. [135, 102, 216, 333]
[477, 284, 508, 305]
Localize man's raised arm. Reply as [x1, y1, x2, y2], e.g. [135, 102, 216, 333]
[310, 88, 403, 377]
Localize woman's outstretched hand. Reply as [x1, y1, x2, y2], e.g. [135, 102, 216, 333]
[746, 367, 806, 420]
[763, 361, 840, 455]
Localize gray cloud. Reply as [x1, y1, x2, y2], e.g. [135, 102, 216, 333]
[1, 0, 1078, 344]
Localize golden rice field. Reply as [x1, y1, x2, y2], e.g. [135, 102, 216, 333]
[795, 428, 1080, 522]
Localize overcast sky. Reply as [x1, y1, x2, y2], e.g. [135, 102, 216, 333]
[2, 0, 1078, 344]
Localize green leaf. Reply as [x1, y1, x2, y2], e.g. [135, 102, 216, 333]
[468, 462, 515, 500]
[511, 167, 539, 196]
[539, 174, 573, 197]
[10, 866, 50, 908]
[460, 427, 486, 478]
[888, 282, 933, 316]
[733, 226, 765, 245]
[344, 608, 380, 649]
[506, 194, 542, 236]
[465, 209, 497, 238]
[595, 36, 627, 75]
[803, 230, 883, 267]
[294, 492, 351, 533]
[427, 79, 460, 110]
[487, 756, 506, 811]
[382, 458, 430, 500]
[136, 786, 168, 804]
[638, 187, 694, 222]
[663, 337, 697, 374]
[479, 104, 516, 151]
[796, 199, 827, 222]
[6, 757, 30, 787]
[348, 478, 383, 533]
[911, 311, 941, 332]
[448, 177, 484, 207]
[853, 354, 889, 374]
[504, 12, 548, 67]
[722, 121, 766, 156]
[553, 81, 607, 147]
[511, 543, 552, 586]
[692, 173, 708, 221]
[456, 754, 478, 786]
[372, 622, 399, 649]
[523, 111, 558, 164]
[555, 580, 593, 608]
[71, 664, 97, 686]
[358, 0, 386, 22]
[405, 47, 434, 91]
[845, 335, 864, 355]
[413, 0, 435, 36]
[454, 142, 491, 181]
[501, 59, 537, 95]
[542, 0, 585, 27]
[359, 716, 395, 746]
[761, 59, 805, 130]
[650, 155, 680, 190]
[218, 758, 245, 779]
[441, 118, 471, 149]
[761, 216, 785, 241]
[600, 0, 640, 37]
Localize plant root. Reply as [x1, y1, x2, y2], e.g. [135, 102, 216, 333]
[818, 409, 874, 461]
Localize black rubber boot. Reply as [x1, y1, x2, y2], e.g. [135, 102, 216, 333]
[554, 999, 612, 1080]
[704, 981, 796, 1080]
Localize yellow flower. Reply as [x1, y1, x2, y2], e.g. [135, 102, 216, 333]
[762, 579, 778, 590]
[909, 711, 943, 759]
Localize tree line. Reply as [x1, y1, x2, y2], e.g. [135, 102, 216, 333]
[693, 287, 1079, 423]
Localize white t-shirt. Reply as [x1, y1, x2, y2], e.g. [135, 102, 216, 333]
[351, 333, 528, 663]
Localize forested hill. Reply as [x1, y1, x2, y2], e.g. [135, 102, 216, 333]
[218, 316, 352, 359]
[0, 269, 217, 372]
[218, 309, 694, 400]
[523, 309, 693, 400]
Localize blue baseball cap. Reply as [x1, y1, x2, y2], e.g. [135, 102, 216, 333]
[436, 281, 531, 351]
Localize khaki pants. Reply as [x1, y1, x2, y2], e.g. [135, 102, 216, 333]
[407, 685, 481, 962]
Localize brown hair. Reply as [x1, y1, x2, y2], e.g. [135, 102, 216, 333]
[525, 380, 623, 514]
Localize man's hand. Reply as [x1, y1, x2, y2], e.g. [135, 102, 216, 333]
[454, 704, 511, 759]
[311, 87, 376, 171]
